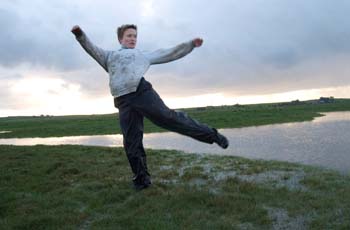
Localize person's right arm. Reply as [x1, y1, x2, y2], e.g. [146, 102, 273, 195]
[71, 25, 110, 72]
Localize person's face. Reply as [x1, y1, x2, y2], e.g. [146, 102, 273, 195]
[119, 28, 137, 49]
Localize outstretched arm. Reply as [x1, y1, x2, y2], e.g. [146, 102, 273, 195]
[192, 38, 203, 47]
[145, 38, 204, 65]
[71, 25, 110, 72]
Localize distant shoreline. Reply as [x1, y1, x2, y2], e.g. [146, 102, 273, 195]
[1, 98, 350, 138]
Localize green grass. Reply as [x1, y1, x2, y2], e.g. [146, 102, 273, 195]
[1, 145, 350, 229]
[1, 98, 350, 228]
[1, 98, 350, 138]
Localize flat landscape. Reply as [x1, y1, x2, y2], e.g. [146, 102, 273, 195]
[1, 98, 350, 138]
[1, 98, 350, 229]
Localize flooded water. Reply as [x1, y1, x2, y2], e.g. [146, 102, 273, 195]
[0, 131, 11, 134]
[1, 112, 350, 173]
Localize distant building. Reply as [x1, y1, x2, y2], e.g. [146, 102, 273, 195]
[291, 99, 301, 104]
[319, 97, 335, 103]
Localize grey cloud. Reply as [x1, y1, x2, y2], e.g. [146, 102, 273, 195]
[140, 0, 350, 96]
[66, 69, 110, 97]
[0, 7, 84, 70]
[1, 0, 350, 103]
[0, 0, 141, 71]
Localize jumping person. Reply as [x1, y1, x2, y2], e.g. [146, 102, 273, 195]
[71, 24, 229, 190]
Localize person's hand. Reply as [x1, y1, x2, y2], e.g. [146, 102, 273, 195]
[192, 38, 203, 47]
[71, 25, 83, 37]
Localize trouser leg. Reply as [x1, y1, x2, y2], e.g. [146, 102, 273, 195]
[116, 99, 150, 186]
[132, 79, 217, 144]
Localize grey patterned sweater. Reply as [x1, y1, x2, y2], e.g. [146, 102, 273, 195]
[76, 31, 195, 97]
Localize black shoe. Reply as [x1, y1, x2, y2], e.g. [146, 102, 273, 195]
[213, 128, 229, 149]
[133, 182, 151, 191]
[133, 176, 152, 191]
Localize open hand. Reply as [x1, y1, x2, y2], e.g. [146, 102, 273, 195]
[71, 25, 83, 37]
[192, 38, 203, 47]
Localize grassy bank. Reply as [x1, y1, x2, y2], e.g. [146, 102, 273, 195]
[1, 99, 350, 138]
[1, 145, 349, 229]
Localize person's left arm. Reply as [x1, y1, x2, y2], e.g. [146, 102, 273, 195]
[145, 38, 203, 65]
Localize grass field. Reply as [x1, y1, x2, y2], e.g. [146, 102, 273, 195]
[1, 98, 350, 138]
[1, 99, 350, 229]
[1, 145, 349, 229]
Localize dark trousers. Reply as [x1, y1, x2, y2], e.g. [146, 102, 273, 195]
[114, 78, 217, 185]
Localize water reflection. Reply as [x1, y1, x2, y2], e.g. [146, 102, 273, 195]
[0, 131, 11, 134]
[0, 134, 124, 147]
[1, 112, 350, 173]
[313, 111, 350, 123]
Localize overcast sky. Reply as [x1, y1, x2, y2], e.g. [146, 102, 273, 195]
[1, 0, 350, 116]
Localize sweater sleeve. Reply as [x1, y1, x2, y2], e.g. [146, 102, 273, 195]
[75, 31, 110, 72]
[144, 40, 195, 65]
